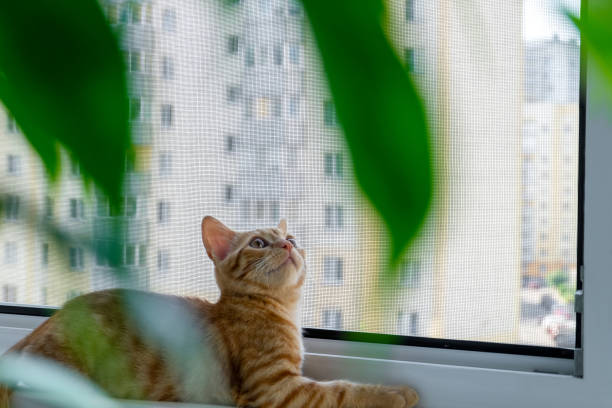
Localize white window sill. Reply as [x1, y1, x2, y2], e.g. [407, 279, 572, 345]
[0, 320, 599, 408]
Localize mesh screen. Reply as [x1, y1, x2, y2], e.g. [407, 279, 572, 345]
[0, 0, 580, 348]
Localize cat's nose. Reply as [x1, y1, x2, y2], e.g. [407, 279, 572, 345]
[275, 239, 293, 252]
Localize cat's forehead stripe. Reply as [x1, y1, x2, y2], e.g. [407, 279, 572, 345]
[251, 228, 286, 240]
[235, 228, 289, 247]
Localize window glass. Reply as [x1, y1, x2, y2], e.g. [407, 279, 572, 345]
[228, 35, 239, 55]
[405, 0, 415, 22]
[0, 0, 581, 351]
[130, 98, 141, 121]
[162, 56, 174, 80]
[4, 195, 20, 220]
[162, 8, 176, 32]
[161, 104, 173, 128]
[159, 152, 172, 176]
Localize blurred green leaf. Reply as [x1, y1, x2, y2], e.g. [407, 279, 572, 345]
[59, 297, 143, 399]
[0, 354, 119, 408]
[0, 0, 131, 205]
[567, 5, 610, 84]
[301, 0, 433, 269]
[125, 291, 217, 401]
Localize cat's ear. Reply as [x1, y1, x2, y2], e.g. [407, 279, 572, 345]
[201, 216, 235, 261]
[278, 218, 287, 234]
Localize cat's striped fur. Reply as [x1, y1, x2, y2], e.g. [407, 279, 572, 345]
[1, 217, 419, 407]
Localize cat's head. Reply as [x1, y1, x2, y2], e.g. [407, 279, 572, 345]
[201, 216, 306, 298]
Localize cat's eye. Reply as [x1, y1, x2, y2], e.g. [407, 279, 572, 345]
[249, 237, 268, 248]
[287, 238, 298, 248]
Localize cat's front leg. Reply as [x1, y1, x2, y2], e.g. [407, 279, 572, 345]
[238, 376, 419, 408]
[328, 380, 419, 408]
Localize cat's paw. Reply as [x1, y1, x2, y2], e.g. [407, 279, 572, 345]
[390, 385, 419, 408]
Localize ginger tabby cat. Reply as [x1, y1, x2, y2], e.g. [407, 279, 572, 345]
[1, 217, 419, 407]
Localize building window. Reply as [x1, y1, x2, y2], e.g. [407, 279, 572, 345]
[289, 44, 300, 64]
[225, 135, 235, 152]
[161, 104, 173, 128]
[324, 100, 338, 127]
[6, 112, 16, 133]
[289, 96, 299, 116]
[128, 50, 141, 72]
[4, 195, 20, 220]
[259, 45, 269, 65]
[256, 98, 270, 118]
[4, 242, 17, 264]
[241, 200, 251, 222]
[42, 243, 49, 267]
[244, 97, 253, 118]
[7, 155, 20, 175]
[404, 48, 415, 72]
[288, 0, 301, 16]
[273, 43, 283, 65]
[270, 201, 280, 222]
[45, 196, 54, 217]
[324, 153, 334, 177]
[245, 47, 255, 67]
[125, 196, 137, 217]
[157, 249, 170, 272]
[227, 86, 241, 103]
[95, 241, 110, 267]
[106, 3, 118, 24]
[322, 309, 343, 330]
[398, 311, 418, 335]
[256, 200, 265, 220]
[96, 196, 110, 217]
[124, 244, 136, 266]
[129, 2, 141, 23]
[273, 97, 282, 117]
[69, 198, 85, 219]
[2, 285, 17, 303]
[157, 201, 170, 223]
[325, 204, 343, 229]
[405, 0, 415, 21]
[139, 245, 147, 266]
[146, 3, 153, 23]
[130, 98, 141, 121]
[159, 152, 172, 176]
[228, 35, 239, 55]
[70, 160, 80, 176]
[162, 8, 177, 32]
[400, 260, 420, 288]
[162, 56, 174, 80]
[323, 257, 343, 285]
[69, 247, 84, 270]
[225, 185, 234, 203]
[324, 152, 343, 178]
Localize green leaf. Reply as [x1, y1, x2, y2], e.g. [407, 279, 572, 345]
[566, 5, 611, 85]
[301, 0, 433, 268]
[0, 0, 130, 204]
[0, 354, 119, 408]
[124, 291, 217, 400]
[59, 297, 143, 399]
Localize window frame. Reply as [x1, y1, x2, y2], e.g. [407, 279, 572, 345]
[0, 62, 608, 404]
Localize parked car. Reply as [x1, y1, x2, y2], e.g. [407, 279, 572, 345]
[541, 304, 576, 346]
